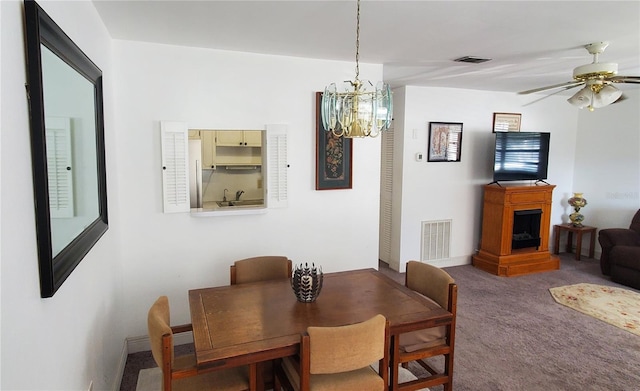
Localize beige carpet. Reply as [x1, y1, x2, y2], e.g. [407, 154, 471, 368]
[549, 283, 640, 336]
[136, 365, 427, 391]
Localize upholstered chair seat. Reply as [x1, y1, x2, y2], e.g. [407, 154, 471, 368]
[398, 292, 447, 352]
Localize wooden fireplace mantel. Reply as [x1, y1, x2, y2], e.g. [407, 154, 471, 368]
[472, 184, 560, 276]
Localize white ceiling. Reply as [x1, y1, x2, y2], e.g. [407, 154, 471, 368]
[92, 0, 640, 95]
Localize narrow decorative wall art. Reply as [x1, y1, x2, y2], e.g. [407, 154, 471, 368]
[315, 92, 353, 190]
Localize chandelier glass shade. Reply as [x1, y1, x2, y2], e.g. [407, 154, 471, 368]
[321, 0, 393, 138]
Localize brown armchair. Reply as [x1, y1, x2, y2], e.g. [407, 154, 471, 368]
[598, 209, 640, 276]
[147, 296, 249, 391]
[392, 261, 457, 391]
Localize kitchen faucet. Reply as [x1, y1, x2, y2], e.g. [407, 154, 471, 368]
[223, 188, 228, 202]
[235, 190, 245, 201]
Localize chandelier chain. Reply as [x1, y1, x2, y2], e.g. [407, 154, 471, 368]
[355, 0, 360, 80]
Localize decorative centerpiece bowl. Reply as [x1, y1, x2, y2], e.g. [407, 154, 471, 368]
[291, 263, 323, 303]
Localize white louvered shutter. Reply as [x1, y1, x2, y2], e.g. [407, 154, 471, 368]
[379, 127, 394, 263]
[265, 124, 288, 208]
[46, 117, 74, 218]
[161, 121, 190, 213]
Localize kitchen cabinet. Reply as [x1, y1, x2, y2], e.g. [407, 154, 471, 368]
[201, 131, 217, 169]
[242, 131, 262, 146]
[215, 145, 261, 166]
[190, 130, 217, 169]
[216, 130, 262, 147]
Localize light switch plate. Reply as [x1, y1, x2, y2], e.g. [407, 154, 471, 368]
[416, 152, 424, 162]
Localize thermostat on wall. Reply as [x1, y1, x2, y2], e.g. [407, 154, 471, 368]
[416, 152, 424, 162]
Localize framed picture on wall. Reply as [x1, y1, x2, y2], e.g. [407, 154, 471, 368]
[428, 122, 463, 162]
[315, 92, 353, 190]
[493, 112, 521, 132]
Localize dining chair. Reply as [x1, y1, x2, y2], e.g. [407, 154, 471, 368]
[273, 314, 390, 391]
[229, 256, 292, 285]
[147, 296, 250, 391]
[229, 256, 292, 389]
[391, 260, 457, 391]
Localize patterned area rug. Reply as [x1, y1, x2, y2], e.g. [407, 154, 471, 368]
[136, 365, 426, 391]
[549, 283, 640, 336]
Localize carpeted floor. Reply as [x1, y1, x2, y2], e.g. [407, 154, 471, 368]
[119, 254, 640, 391]
[407, 254, 640, 391]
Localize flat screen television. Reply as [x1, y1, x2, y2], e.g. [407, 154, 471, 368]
[493, 132, 550, 182]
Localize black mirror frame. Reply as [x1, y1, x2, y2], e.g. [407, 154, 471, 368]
[24, 0, 108, 298]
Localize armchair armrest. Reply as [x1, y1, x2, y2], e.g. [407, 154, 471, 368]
[598, 229, 640, 275]
[599, 228, 640, 247]
[171, 323, 193, 334]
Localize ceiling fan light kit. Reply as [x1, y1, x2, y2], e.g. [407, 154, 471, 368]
[519, 41, 639, 111]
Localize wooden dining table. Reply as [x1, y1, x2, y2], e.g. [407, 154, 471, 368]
[188, 268, 453, 390]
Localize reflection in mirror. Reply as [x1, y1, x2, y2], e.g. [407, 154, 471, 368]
[25, 0, 108, 297]
[188, 130, 265, 210]
[42, 45, 100, 257]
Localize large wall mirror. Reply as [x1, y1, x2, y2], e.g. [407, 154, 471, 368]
[24, 0, 108, 297]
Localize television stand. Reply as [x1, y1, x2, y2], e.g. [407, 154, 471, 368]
[472, 184, 560, 276]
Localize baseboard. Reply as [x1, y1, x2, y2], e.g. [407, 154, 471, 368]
[127, 331, 194, 354]
[429, 255, 471, 268]
[396, 255, 470, 273]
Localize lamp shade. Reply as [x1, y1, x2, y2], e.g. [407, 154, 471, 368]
[567, 86, 592, 109]
[568, 83, 622, 110]
[591, 84, 622, 108]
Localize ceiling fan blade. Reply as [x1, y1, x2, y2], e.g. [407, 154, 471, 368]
[518, 80, 584, 95]
[521, 83, 582, 106]
[608, 75, 640, 84]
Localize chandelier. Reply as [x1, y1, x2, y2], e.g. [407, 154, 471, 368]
[321, 0, 393, 138]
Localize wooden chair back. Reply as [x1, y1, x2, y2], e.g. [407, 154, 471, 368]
[230, 256, 292, 285]
[275, 314, 390, 391]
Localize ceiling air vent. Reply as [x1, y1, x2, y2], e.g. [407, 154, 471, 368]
[453, 56, 492, 64]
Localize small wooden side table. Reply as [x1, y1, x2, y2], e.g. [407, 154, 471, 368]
[553, 224, 597, 260]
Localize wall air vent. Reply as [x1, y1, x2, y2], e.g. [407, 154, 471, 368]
[453, 56, 492, 64]
[421, 220, 451, 261]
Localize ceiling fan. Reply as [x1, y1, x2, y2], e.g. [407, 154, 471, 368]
[518, 42, 640, 111]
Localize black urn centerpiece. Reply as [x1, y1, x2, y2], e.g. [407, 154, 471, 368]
[291, 263, 323, 302]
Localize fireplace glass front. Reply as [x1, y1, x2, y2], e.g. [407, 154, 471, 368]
[512, 209, 542, 249]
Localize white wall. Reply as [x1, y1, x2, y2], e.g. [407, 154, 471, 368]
[389, 86, 579, 272]
[111, 40, 383, 342]
[1, 1, 125, 390]
[572, 88, 640, 230]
